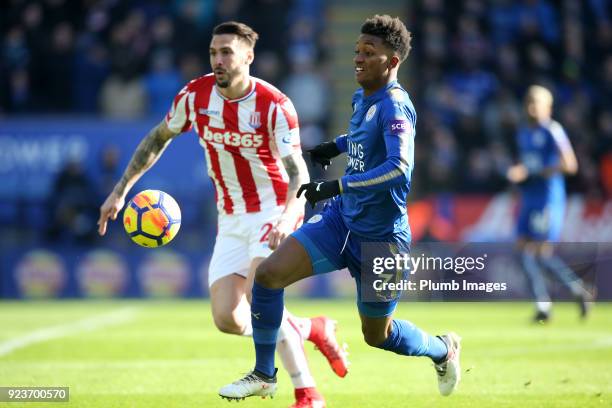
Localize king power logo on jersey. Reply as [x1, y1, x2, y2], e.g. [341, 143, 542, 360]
[201, 126, 263, 148]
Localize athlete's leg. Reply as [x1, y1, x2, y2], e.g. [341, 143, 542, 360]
[255, 236, 314, 288]
[537, 242, 586, 296]
[536, 242, 593, 318]
[208, 218, 252, 335]
[359, 311, 461, 396]
[210, 274, 250, 335]
[359, 312, 447, 362]
[519, 239, 552, 317]
[220, 206, 348, 400]
[251, 237, 314, 377]
[247, 257, 319, 393]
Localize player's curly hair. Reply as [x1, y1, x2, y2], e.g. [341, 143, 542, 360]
[213, 21, 259, 48]
[361, 15, 412, 62]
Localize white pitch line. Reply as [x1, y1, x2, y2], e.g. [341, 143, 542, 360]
[0, 307, 139, 357]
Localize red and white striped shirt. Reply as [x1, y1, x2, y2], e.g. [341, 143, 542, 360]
[165, 74, 301, 215]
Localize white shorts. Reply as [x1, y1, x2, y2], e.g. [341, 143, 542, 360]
[208, 206, 284, 287]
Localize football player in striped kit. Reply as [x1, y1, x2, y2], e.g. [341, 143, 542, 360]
[98, 21, 348, 408]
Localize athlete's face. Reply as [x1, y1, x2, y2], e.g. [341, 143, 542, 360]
[354, 34, 397, 93]
[525, 92, 552, 122]
[209, 34, 253, 88]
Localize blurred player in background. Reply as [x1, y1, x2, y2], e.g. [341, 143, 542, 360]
[220, 15, 461, 402]
[507, 85, 593, 323]
[98, 21, 348, 408]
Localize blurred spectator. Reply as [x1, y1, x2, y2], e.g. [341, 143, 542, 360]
[178, 53, 205, 83]
[41, 22, 75, 111]
[47, 159, 99, 244]
[144, 50, 182, 115]
[73, 40, 110, 113]
[282, 50, 329, 135]
[98, 144, 121, 198]
[99, 70, 146, 118]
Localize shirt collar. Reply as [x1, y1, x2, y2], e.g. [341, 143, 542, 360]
[362, 80, 399, 103]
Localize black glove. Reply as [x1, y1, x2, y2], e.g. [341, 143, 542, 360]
[307, 140, 342, 170]
[297, 180, 341, 208]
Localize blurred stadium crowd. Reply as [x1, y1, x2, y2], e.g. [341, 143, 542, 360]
[407, 0, 612, 199]
[0, 0, 326, 116]
[0, 0, 611, 246]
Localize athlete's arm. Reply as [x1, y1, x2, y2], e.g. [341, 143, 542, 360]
[98, 121, 179, 235]
[550, 124, 578, 175]
[340, 115, 414, 194]
[297, 140, 412, 207]
[268, 152, 310, 249]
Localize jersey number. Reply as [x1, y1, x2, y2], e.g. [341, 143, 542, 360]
[259, 223, 273, 242]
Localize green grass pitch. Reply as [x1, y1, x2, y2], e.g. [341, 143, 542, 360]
[0, 300, 610, 407]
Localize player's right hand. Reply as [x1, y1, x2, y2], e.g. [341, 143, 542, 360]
[307, 140, 342, 170]
[98, 191, 125, 236]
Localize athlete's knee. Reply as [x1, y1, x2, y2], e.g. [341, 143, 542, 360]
[212, 310, 245, 335]
[361, 325, 387, 347]
[254, 258, 287, 289]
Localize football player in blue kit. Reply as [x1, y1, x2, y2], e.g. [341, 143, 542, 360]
[507, 85, 593, 323]
[219, 15, 461, 402]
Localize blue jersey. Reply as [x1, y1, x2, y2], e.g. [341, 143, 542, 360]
[334, 81, 416, 239]
[516, 120, 567, 205]
[516, 119, 570, 240]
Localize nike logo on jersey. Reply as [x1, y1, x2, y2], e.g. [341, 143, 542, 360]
[315, 182, 324, 191]
[251, 312, 261, 320]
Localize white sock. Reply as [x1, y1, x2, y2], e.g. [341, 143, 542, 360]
[277, 311, 315, 389]
[537, 301, 552, 313]
[241, 321, 253, 337]
[283, 309, 312, 340]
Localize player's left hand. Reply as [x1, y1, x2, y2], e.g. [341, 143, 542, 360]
[506, 164, 528, 183]
[297, 180, 341, 208]
[307, 140, 342, 170]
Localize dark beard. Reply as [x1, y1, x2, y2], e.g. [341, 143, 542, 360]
[216, 79, 230, 88]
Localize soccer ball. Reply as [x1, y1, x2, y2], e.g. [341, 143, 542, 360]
[123, 190, 181, 247]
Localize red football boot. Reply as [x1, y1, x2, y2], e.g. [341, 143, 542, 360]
[307, 316, 349, 378]
[289, 387, 325, 408]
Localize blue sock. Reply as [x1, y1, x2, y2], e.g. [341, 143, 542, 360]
[251, 282, 284, 378]
[521, 250, 551, 303]
[539, 255, 583, 296]
[378, 319, 448, 363]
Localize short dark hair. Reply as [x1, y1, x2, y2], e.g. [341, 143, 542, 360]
[361, 15, 412, 62]
[212, 21, 259, 48]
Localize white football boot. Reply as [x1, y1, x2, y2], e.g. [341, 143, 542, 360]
[434, 332, 462, 396]
[219, 369, 277, 401]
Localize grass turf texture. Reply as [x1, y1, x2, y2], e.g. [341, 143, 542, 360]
[0, 300, 610, 407]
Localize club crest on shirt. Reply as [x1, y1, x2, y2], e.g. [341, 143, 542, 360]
[307, 214, 323, 224]
[249, 111, 261, 128]
[532, 130, 545, 147]
[365, 104, 377, 122]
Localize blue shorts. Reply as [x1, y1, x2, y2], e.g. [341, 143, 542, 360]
[517, 198, 565, 241]
[292, 200, 409, 318]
